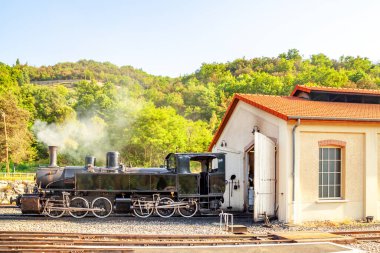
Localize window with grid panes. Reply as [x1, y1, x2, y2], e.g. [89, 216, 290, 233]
[319, 147, 341, 198]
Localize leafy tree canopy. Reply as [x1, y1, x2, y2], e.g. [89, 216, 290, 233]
[1, 49, 380, 168]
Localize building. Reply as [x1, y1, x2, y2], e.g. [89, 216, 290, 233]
[209, 85, 380, 223]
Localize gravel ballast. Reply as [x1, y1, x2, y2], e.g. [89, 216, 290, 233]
[0, 207, 378, 252]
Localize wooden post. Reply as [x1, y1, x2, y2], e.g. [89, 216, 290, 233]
[1, 112, 9, 174]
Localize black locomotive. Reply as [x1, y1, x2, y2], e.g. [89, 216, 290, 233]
[18, 146, 226, 218]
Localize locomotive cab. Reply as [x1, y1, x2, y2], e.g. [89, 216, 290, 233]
[165, 153, 226, 210]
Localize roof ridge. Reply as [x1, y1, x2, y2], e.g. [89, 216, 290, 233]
[298, 84, 380, 92]
[236, 93, 284, 97]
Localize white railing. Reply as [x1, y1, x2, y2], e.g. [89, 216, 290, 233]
[219, 211, 234, 233]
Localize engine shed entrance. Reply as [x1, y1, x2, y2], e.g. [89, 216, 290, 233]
[218, 132, 276, 221]
[209, 96, 282, 221]
[246, 132, 276, 222]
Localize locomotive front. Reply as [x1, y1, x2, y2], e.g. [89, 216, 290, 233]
[17, 146, 226, 219]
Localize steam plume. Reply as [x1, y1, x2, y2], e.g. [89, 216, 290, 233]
[32, 116, 110, 164]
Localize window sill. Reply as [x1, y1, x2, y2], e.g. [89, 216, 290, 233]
[315, 199, 348, 203]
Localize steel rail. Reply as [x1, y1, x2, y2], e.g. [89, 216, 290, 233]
[0, 236, 269, 241]
[0, 244, 134, 251]
[330, 230, 380, 242]
[0, 231, 295, 252]
[0, 250, 132, 253]
[331, 230, 380, 235]
[0, 240, 294, 246]
[5, 229, 380, 252]
[4, 230, 380, 252]
[0, 230, 264, 239]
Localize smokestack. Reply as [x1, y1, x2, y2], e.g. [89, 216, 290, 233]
[85, 156, 96, 167]
[106, 151, 120, 169]
[48, 146, 58, 167]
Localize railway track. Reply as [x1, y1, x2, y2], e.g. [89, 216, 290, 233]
[0, 230, 379, 252]
[0, 205, 255, 219]
[0, 231, 293, 252]
[0, 231, 380, 252]
[331, 230, 380, 241]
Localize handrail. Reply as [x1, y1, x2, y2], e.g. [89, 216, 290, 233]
[0, 173, 35, 181]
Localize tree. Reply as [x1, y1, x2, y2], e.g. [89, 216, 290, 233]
[0, 52, 379, 167]
[0, 93, 35, 164]
[279, 49, 302, 61]
[74, 81, 117, 119]
[32, 85, 75, 123]
[124, 104, 212, 166]
[0, 64, 20, 95]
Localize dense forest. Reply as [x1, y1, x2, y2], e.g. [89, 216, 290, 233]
[1, 49, 380, 170]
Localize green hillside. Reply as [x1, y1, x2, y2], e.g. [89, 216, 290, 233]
[1, 49, 379, 169]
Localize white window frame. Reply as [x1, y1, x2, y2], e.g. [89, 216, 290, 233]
[319, 147, 342, 199]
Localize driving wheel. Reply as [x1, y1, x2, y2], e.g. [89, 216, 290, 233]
[91, 197, 113, 218]
[45, 198, 65, 218]
[69, 197, 89, 218]
[178, 198, 198, 218]
[156, 197, 176, 218]
[133, 200, 154, 218]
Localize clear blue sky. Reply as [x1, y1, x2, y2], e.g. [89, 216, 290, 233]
[1, 0, 379, 77]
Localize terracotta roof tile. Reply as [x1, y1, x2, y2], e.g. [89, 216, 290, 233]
[237, 94, 380, 120]
[208, 93, 380, 151]
[291, 85, 380, 96]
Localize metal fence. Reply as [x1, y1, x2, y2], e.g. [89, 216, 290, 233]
[0, 173, 35, 181]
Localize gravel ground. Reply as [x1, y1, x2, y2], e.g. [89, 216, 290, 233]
[0, 207, 229, 235]
[0, 207, 378, 252]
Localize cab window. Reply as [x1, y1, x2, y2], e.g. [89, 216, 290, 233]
[189, 160, 202, 173]
[167, 154, 176, 171]
[189, 157, 215, 173]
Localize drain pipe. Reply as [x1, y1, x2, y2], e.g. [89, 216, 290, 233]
[292, 118, 300, 202]
[292, 118, 300, 223]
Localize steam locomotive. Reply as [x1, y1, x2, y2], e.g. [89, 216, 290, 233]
[18, 146, 226, 218]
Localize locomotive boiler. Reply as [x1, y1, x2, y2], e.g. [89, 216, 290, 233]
[18, 146, 226, 218]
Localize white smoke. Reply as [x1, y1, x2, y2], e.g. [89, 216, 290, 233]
[33, 116, 110, 164]
[32, 87, 146, 166]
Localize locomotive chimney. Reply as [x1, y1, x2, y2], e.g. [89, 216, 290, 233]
[106, 151, 120, 169]
[48, 146, 58, 167]
[85, 156, 96, 167]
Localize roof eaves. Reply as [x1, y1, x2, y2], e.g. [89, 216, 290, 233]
[236, 94, 289, 121]
[288, 116, 380, 122]
[207, 94, 289, 151]
[207, 95, 240, 151]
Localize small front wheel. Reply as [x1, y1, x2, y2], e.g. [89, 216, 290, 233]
[91, 197, 113, 218]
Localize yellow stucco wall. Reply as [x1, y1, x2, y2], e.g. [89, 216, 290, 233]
[298, 131, 365, 221]
[378, 134, 380, 213]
